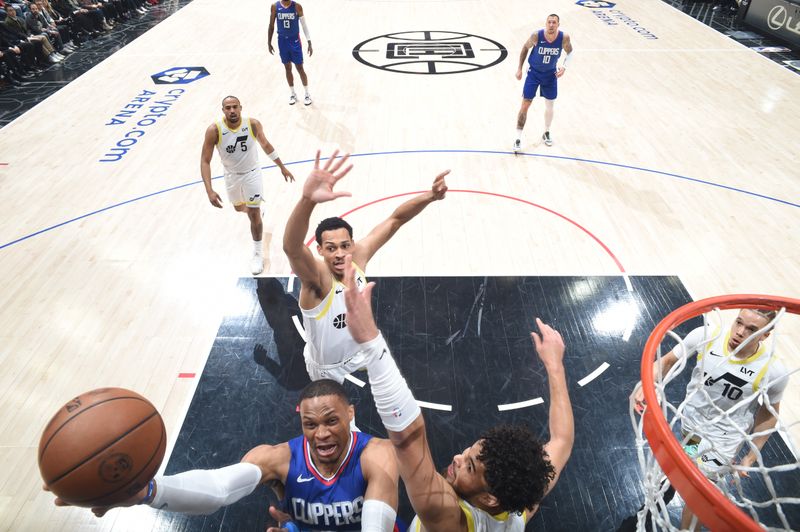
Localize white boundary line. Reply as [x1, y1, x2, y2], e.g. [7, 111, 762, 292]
[417, 400, 453, 411]
[578, 362, 610, 387]
[497, 397, 545, 411]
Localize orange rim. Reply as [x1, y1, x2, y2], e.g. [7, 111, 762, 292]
[641, 294, 800, 531]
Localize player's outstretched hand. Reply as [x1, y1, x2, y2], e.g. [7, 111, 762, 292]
[431, 170, 450, 200]
[266, 505, 298, 532]
[207, 189, 223, 208]
[342, 255, 378, 344]
[44, 482, 148, 517]
[530, 318, 565, 371]
[632, 383, 646, 414]
[302, 150, 353, 204]
[282, 167, 295, 183]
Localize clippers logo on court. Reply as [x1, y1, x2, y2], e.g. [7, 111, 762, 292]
[150, 66, 210, 85]
[98, 453, 133, 483]
[353, 31, 507, 74]
[579, 2, 659, 39]
[333, 313, 347, 329]
[576, 0, 615, 7]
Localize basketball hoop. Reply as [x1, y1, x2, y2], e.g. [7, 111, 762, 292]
[633, 294, 800, 531]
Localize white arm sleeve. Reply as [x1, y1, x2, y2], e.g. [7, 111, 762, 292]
[299, 16, 310, 40]
[562, 50, 572, 68]
[361, 499, 397, 532]
[148, 462, 262, 515]
[360, 333, 421, 432]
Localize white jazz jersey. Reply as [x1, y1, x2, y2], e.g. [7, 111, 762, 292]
[301, 263, 368, 382]
[676, 325, 788, 461]
[409, 499, 527, 532]
[215, 117, 259, 174]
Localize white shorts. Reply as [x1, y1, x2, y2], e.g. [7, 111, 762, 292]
[224, 167, 263, 208]
[303, 343, 370, 383]
[681, 429, 738, 478]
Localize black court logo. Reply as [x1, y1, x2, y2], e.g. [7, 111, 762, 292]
[99, 453, 133, 483]
[333, 313, 347, 329]
[576, 0, 616, 7]
[150, 66, 210, 85]
[353, 31, 507, 75]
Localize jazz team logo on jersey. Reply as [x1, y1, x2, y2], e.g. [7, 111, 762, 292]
[150, 66, 210, 85]
[576, 0, 616, 7]
[353, 31, 507, 75]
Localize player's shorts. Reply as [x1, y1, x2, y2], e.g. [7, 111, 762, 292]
[224, 167, 263, 208]
[523, 68, 558, 100]
[303, 343, 370, 383]
[278, 36, 303, 65]
[681, 430, 737, 478]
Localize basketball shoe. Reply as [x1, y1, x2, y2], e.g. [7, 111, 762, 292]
[542, 131, 553, 146]
[289, 94, 297, 106]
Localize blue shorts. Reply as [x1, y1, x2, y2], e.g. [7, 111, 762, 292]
[278, 37, 303, 65]
[523, 68, 557, 100]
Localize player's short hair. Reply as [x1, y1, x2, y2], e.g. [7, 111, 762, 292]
[221, 95, 240, 106]
[299, 379, 351, 406]
[479, 424, 555, 514]
[548, 13, 560, 22]
[753, 309, 778, 322]
[315, 217, 354, 245]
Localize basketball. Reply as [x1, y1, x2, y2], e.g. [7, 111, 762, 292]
[38, 388, 167, 508]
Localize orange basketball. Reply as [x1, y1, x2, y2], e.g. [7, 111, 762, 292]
[39, 387, 166, 508]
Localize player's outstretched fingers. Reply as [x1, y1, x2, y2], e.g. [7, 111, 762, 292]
[322, 149, 339, 171]
[314, 149, 321, 169]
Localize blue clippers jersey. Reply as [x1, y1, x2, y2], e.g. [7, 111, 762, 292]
[276, 1, 299, 40]
[284, 432, 372, 531]
[528, 29, 563, 72]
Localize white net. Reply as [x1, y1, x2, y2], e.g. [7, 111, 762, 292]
[631, 307, 800, 531]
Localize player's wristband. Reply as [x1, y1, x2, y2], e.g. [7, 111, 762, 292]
[284, 522, 300, 532]
[267, 150, 279, 161]
[138, 479, 156, 505]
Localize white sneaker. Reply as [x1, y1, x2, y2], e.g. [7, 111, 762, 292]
[542, 131, 553, 146]
[512, 139, 521, 153]
[304, 94, 312, 106]
[251, 254, 264, 275]
[289, 94, 297, 105]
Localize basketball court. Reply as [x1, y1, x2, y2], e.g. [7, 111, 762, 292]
[0, 0, 798, 530]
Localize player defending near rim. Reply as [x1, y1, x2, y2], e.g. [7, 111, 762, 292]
[48, 379, 400, 532]
[201, 95, 295, 275]
[268, 0, 313, 106]
[513, 14, 573, 152]
[632, 309, 790, 530]
[342, 255, 575, 531]
[283, 150, 449, 384]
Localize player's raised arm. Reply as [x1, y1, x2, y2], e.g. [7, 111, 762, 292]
[530, 319, 573, 517]
[200, 123, 223, 208]
[359, 438, 400, 531]
[250, 118, 294, 182]
[342, 256, 465, 531]
[353, 170, 449, 268]
[283, 150, 353, 289]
